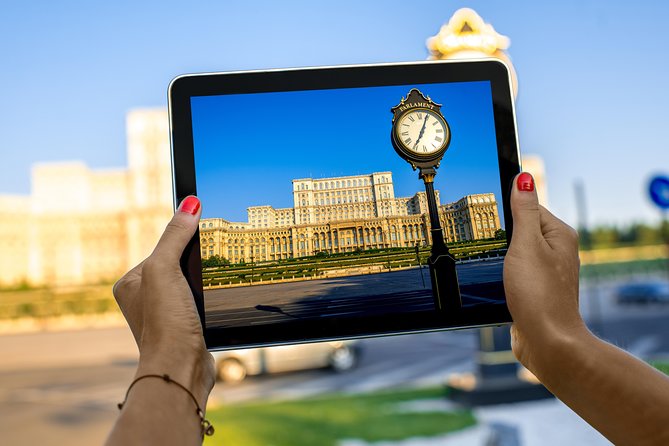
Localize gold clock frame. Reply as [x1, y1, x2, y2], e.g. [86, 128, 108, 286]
[390, 89, 451, 170]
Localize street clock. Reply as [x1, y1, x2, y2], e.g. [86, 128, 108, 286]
[391, 89, 451, 170]
[390, 88, 461, 312]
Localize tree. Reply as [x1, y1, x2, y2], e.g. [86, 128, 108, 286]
[494, 229, 506, 240]
[201, 255, 230, 268]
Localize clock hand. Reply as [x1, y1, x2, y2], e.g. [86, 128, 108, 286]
[414, 114, 429, 149]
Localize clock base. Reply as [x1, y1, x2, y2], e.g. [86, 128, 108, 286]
[428, 251, 462, 312]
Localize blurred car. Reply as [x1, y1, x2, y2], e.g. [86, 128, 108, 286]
[616, 281, 669, 304]
[212, 340, 361, 383]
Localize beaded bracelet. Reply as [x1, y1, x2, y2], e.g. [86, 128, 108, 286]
[117, 373, 215, 437]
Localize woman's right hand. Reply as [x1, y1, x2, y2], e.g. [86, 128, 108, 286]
[503, 172, 669, 445]
[503, 172, 587, 375]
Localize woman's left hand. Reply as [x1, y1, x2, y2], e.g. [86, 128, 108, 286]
[112, 195, 215, 404]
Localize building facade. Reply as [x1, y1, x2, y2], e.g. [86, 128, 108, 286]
[0, 109, 173, 287]
[199, 172, 501, 264]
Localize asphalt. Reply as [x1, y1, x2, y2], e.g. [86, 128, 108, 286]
[205, 259, 504, 327]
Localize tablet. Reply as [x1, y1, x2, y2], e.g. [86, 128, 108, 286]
[169, 59, 520, 350]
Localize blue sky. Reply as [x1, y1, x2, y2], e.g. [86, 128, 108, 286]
[191, 81, 504, 225]
[1, 0, 668, 226]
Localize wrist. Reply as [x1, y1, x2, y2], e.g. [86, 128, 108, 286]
[528, 322, 595, 384]
[137, 346, 215, 408]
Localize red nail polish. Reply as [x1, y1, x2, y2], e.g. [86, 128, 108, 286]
[517, 172, 535, 192]
[180, 196, 200, 215]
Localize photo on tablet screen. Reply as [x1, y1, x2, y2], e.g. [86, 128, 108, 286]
[191, 80, 507, 332]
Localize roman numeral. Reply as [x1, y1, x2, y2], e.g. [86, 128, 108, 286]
[404, 138, 412, 144]
[416, 113, 422, 119]
[436, 128, 443, 133]
[435, 136, 443, 142]
[432, 121, 438, 126]
[401, 131, 409, 136]
[422, 145, 427, 152]
[408, 116, 415, 122]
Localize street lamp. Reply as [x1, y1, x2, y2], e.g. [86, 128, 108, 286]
[250, 247, 254, 284]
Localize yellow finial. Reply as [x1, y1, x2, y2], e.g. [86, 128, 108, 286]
[427, 8, 510, 58]
[427, 8, 518, 97]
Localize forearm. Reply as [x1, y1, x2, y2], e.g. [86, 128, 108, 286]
[105, 350, 215, 446]
[533, 327, 669, 445]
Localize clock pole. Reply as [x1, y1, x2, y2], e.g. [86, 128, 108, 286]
[419, 167, 462, 312]
[419, 168, 447, 253]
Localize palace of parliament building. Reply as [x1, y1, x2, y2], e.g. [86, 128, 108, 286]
[200, 172, 501, 264]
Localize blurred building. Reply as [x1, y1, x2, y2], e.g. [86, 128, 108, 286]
[199, 172, 501, 263]
[428, 7, 549, 207]
[0, 109, 173, 287]
[521, 155, 548, 207]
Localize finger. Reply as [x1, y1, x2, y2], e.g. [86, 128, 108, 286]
[152, 195, 202, 264]
[539, 205, 579, 251]
[510, 172, 542, 245]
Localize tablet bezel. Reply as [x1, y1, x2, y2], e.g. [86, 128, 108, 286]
[169, 59, 520, 351]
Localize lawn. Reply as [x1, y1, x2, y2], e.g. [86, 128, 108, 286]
[0, 284, 117, 320]
[204, 387, 474, 446]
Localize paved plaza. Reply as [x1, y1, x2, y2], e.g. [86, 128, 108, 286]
[205, 259, 504, 327]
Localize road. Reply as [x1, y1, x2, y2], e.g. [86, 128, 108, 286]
[205, 259, 504, 327]
[1, 275, 668, 446]
[0, 327, 478, 446]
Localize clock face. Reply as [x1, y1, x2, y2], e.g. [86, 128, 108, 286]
[395, 108, 449, 156]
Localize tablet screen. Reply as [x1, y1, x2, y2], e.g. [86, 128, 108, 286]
[189, 78, 509, 341]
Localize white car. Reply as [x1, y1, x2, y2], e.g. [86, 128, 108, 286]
[212, 340, 360, 383]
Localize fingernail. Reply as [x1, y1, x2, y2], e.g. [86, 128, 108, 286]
[516, 172, 535, 192]
[179, 196, 200, 215]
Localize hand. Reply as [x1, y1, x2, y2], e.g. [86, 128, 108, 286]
[503, 173, 669, 446]
[413, 114, 429, 149]
[113, 196, 215, 403]
[503, 173, 586, 375]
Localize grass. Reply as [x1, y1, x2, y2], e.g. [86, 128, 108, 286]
[580, 258, 668, 279]
[204, 387, 474, 446]
[0, 284, 118, 319]
[202, 241, 507, 286]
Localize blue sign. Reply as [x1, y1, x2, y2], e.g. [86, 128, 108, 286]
[649, 176, 669, 210]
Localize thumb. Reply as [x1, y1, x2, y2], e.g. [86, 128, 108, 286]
[152, 195, 202, 263]
[510, 172, 541, 245]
